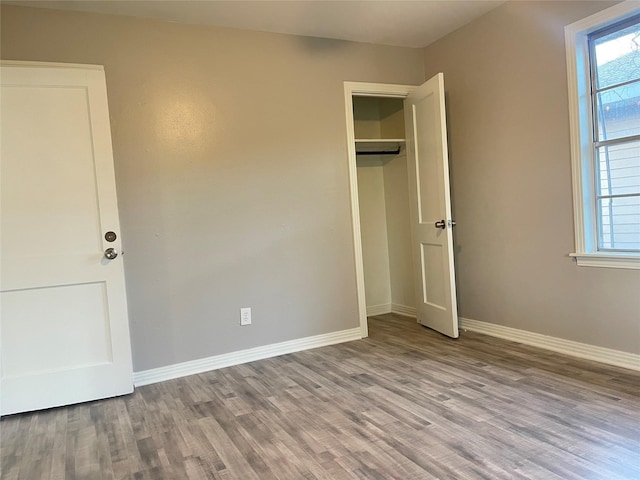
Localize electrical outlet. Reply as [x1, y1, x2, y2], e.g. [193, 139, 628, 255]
[240, 307, 251, 326]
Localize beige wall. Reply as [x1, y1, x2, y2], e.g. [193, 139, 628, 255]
[357, 154, 415, 312]
[383, 154, 415, 310]
[357, 160, 392, 309]
[423, 1, 640, 354]
[0, 5, 424, 371]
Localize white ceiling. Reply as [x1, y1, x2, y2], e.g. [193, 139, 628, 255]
[9, 1, 506, 48]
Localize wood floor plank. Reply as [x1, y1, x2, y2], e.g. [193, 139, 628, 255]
[2, 314, 639, 479]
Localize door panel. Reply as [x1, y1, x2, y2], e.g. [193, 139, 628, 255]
[421, 242, 446, 309]
[1, 283, 112, 378]
[414, 95, 443, 224]
[0, 62, 133, 415]
[1, 86, 102, 258]
[405, 73, 459, 338]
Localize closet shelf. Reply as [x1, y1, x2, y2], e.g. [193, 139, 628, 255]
[355, 139, 405, 156]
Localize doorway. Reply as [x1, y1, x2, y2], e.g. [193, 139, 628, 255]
[353, 96, 417, 317]
[344, 78, 459, 339]
[344, 83, 416, 337]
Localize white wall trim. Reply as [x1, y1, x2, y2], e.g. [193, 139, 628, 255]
[365, 303, 416, 317]
[569, 252, 640, 270]
[391, 303, 417, 318]
[344, 81, 416, 339]
[367, 303, 392, 316]
[133, 327, 362, 387]
[460, 317, 640, 372]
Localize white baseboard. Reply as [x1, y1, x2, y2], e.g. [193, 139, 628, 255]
[459, 317, 640, 372]
[391, 304, 416, 318]
[366, 304, 391, 316]
[366, 303, 416, 317]
[133, 327, 362, 387]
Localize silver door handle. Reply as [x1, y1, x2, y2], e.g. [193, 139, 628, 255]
[104, 248, 118, 260]
[448, 220, 456, 227]
[435, 220, 446, 229]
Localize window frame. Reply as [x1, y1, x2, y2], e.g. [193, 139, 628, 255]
[565, 1, 640, 270]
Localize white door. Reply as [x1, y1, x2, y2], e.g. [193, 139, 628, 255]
[0, 62, 134, 415]
[404, 73, 459, 338]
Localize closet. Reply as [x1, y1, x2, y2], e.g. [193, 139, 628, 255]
[353, 96, 416, 317]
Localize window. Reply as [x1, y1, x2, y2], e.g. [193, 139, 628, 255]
[566, 2, 640, 269]
[590, 17, 640, 252]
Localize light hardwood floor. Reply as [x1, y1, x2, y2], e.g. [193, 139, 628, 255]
[1, 314, 639, 479]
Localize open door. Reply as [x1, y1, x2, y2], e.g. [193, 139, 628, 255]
[404, 73, 459, 338]
[1, 62, 134, 415]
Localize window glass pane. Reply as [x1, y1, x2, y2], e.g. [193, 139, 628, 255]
[597, 140, 640, 196]
[598, 196, 640, 251]
[595, 80, 640, 141]
[593, 19, 640, 90]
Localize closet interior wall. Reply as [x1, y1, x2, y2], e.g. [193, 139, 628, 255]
[354, 97, 416, 316]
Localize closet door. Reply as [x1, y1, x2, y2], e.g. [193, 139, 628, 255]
[1, 62, 134, 415]
[404, 73, 459, 338]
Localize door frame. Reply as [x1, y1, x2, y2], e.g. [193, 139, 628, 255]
[343, 82, 416, 338]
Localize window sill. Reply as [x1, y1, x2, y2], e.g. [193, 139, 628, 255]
[569, 253, 640, 270]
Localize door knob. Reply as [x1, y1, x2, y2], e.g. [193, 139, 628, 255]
[104, 248, 118, 260]
[448, 220, 456, 227]
[435, 219, 446, 229]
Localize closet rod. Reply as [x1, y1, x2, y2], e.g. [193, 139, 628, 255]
[355, 148, 401, 156]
